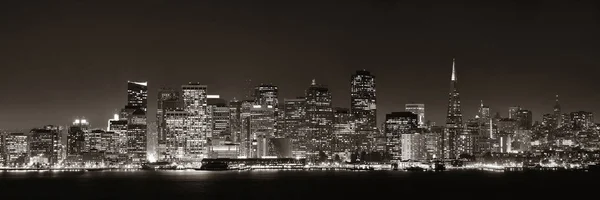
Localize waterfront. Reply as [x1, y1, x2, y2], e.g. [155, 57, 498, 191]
[1, 170, 598, 199]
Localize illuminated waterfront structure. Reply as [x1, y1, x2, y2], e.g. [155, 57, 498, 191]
[384, 112, 418, 160]
[350, 70, 377, 134]
[405, 104, 425, 127]
[305, 79, 334, 154]
[444, 58, 463, 159]
[182, 83, 208, 162]
[401, 133, 426, 161]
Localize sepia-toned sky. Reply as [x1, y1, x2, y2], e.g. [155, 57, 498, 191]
[1, 0, 599, 130]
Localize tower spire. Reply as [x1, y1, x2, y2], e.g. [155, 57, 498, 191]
[311, 79, 316, 86]
[451, 58, 456, 81]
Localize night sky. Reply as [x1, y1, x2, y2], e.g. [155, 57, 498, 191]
[1, 0, 599, 130]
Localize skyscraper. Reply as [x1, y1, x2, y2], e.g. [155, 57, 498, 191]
[254, 84, 279, 107]
[444, 58, 463, 159]
[127, 81, 148, 112]
[67, 118, 89, 157]
[350, 70, 376, 133]
[207, 95, 231, 139]
[405, 104, 425, 127]
[181, 83, 208, 162]
[253, 84, 280, 135]
[157, 88, 182, 156]
[554, 95, 561, 128]
[305, 79, 333, 153]
[384, 112, 418, 160]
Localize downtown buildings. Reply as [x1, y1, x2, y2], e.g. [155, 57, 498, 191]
[3, 59, 600, 168]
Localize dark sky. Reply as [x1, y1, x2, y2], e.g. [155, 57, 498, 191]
[1, 0, 600, 130]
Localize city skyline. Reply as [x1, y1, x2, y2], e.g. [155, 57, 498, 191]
[2, 1, 600, 130]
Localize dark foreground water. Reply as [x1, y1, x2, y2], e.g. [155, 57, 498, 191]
[1, 170, 598, 199]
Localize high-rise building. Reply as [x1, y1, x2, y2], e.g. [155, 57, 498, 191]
[126, 109, 147, 164]
[2, 133, 28, 166]
[181, 83, 208, 162]
[67, 119, 89, 157]
[332, 107, 356, 153]
[249, 105, 276, 158]
[554, 95, 561, 128]
[207, 95, 231, 139]
[283, 98, 307, 158]
[254, 84, 279, 108]
[350, 70, 377, 133]
[508, 106, 521, 119]
[515, 109, 533, 130]
[157, 88, 182, 158]
[477, 101, 490, 119]
[254, 84, 280, 136]
[164, 110, 190, 161]
[570, 111, 594, 130]
[384, 112, 418, 160]
[127, 81, 148, 112]
[84, 129, 103, 153]
[405, 104, 425, 127]
[30, 125, 61, 165]
[401, 133, 426, 161]
[305, 79, 334, 153]
[444, 58, 463, 159]
[229, 99, 243, 143]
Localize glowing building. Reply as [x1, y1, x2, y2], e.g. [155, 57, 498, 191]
[182, 83, 208, 162]
[445, 58, 463, 160]
[305, 79, 334, 153]
[384, 112, 418, 160]
[405, 104, 425, 127]
[350, 70, 377, 133]
[68, 118, 89, 157]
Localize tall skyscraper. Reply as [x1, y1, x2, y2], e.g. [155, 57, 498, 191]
[119, 81, 149, 164]
[253, 84, 280, 135]
[157, 88, 182, 157]
[67, 118, 89, 157]
[554, 95, 561, 128]
[384, 112, 418, 160]
[405, 104, 425, 127]
[444, 58, 463, 159]
[181, 83, 208, 162]
[305, 79, 334, 153]
[207, 95, 231, 139]
[283, 98, 307, 158]
[229, 99, 243, 143]
[127, 81, 148, 112]
[350, 70, 377, 133]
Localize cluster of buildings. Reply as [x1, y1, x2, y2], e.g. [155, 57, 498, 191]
[2, 59, 600, 168]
